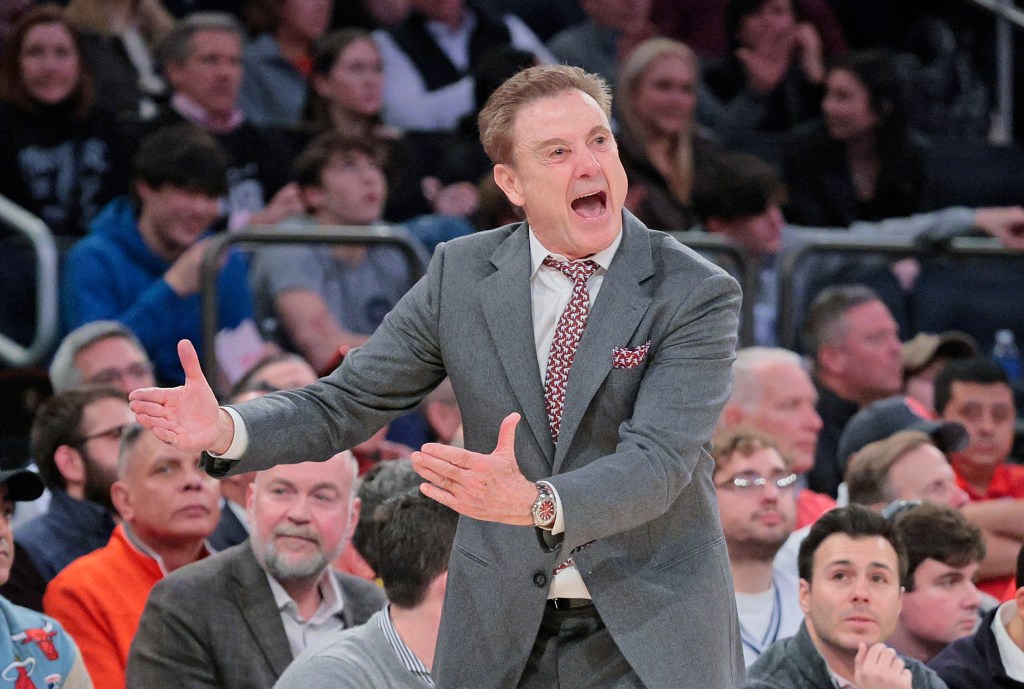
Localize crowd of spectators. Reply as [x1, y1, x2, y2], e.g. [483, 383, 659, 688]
[1, 0, 1024, 687]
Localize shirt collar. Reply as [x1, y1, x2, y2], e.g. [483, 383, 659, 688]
[121, 524, 213, 576]
[266, 569, 345, 623]
[992, 600, 1024, 680]
[378, 605, 434, 686]
[528, 226, 623, 278]
[171, 92, 244, 134]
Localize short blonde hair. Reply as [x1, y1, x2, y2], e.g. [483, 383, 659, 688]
[478, 64, 611, 166]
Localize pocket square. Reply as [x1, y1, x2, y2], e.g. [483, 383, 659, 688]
[612, 342, 650, 369]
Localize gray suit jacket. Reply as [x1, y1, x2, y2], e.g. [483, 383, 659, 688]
[125, 542, 386, 689]
[208, 213, 745, 689]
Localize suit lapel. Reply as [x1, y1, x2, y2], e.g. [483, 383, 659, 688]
[232, 546, 294, 676]
[480, 225, 555, 464]
[554, 215, 654, 471]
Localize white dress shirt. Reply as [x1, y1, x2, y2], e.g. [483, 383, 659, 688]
[266, 570, 347, 660]
[993, 600, 1024, 682]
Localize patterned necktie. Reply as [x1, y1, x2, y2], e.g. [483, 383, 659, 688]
[542, 256, 598, 443]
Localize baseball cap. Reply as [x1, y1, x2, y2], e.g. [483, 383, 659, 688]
[902, 331, 979, 376]
[837, 395, 968, 464]
[0, 468, 44, 503]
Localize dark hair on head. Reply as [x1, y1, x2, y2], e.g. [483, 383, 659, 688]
[726, 0, 801, 52]
[30, 385, 126, 490]
[800, 284, 880, 359]
[351, 459, 422, 571]
[133, 123, 229, 197]
[157, 11, 244, 68]
[692, 152, 787, 222]
[374, 491, 459, 608]
[291, 130, 387, 189]
[826, 50, 909, 152]
[892, 503, 984, 590]
[797, 504, 908, 586]
[303, 28, 380, 132]
[934, 355, 1012, 416]
[0, 4, 93, 114]
[472, 45, 538, 110]
[479, 64, 611, 166]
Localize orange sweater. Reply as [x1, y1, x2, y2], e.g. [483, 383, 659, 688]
[43, 525, 167, 689]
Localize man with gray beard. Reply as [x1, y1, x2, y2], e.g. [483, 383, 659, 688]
[126, 451, 385, 689]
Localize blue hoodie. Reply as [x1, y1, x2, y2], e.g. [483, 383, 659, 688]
[61, 197, 254, 384]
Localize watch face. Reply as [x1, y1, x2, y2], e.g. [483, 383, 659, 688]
[535, 498, 556, 524]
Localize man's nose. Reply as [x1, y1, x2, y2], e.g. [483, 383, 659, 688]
[575, 151, 600, 177]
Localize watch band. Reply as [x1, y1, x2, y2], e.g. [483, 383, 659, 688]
[531, 481, 557, 530]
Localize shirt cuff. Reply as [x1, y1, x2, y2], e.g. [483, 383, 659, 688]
[207, 406, 249, 459]
[539, 480, 566, 535]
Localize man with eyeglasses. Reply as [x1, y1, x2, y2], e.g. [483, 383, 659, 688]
[712, 429, 804, 667]
[15, 386, 133, 590]
[49, 321, 156, 395]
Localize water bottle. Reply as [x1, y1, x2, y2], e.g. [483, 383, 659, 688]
[992, 329, 1021, 383]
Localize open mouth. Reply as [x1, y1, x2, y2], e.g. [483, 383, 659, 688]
[571, 191, 607, 219]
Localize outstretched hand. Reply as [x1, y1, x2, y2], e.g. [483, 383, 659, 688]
[128, 340, 233, 455]
[411, 413, 538, 525]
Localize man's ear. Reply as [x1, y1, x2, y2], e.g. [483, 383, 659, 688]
[53, 445, 85, 485]
[798, 578, 811, 615]
[300, 185, 322, 213]
[818, 343, 845, 377]
[165, 61, 185, 92]
[493, 164, 525, 208]
[705, 216, 727, 237]
[135, 180, 154, 204]
[110, 481, 131, 521]
[720, 403, 745, 429]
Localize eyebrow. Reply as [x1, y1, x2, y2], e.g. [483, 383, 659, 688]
[825, 559, 896, 573]
[531, 125, 612, 152]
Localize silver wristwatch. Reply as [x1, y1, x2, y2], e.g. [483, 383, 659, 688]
[531, 481, 557, 530]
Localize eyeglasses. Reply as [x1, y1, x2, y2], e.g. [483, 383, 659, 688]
[86, 362, 153, 386]
[70, 424, 128, 446]
[716, 472, 798, 492]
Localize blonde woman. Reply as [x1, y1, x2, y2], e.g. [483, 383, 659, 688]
[618, 37, 722, 232]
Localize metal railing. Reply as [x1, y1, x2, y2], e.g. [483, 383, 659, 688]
[200, 224, 427, 378]
[959, 0, 1024, 142]
[0, 195, 59, 367]
[670, 231, 757, 347]
[776, 231, 1024, 349]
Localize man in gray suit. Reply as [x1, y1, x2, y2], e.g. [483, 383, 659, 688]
[130, 64, 743, 689]
[125, 451, 385, 689]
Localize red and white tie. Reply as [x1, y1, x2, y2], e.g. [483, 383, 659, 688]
[542, 256, 598, 444]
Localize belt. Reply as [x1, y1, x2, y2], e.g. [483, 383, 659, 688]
[546, 598, 594, 610]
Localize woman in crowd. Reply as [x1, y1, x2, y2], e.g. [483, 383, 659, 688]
[703, 0, 825, 133]
[0, 4, 131, 238]
[782, 50, 931, 226]
[64, 0, 173, 118]
[302, 28, 478, 222]
[617, 37, 722, 232]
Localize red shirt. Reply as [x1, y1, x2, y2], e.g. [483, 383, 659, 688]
[796, 488, 836, 529]
[955, 463, 1024, 600]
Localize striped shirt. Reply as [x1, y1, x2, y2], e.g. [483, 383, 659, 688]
[379, 605, 434, 686]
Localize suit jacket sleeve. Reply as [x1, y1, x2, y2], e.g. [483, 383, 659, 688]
[211, 243, 449, 476]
